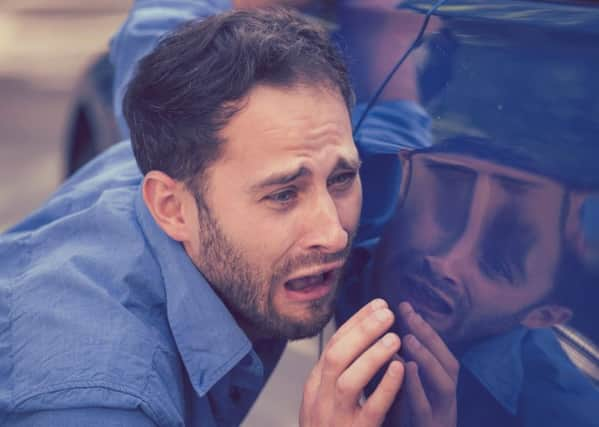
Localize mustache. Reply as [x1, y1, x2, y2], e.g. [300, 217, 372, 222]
[276, 233, 354, 279]
[396, 251, 461, 300]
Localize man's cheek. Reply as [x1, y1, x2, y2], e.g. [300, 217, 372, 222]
[339, 198, 362, 236]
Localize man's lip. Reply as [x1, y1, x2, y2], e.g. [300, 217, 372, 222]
[402, 273, 456, 312]
[283, 261, 345, 302]
[286, 261, 345, 282]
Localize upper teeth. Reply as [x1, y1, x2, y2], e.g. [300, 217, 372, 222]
[305, 274, 324, 285]
[287, 273, 325, 290]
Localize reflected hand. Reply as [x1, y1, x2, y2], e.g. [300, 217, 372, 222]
[393, 302, 458, 427]
[300, 299, 405, 427]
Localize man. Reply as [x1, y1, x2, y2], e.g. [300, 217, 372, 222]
[339, 140, 599, 426]
[0, 9, 405, 426]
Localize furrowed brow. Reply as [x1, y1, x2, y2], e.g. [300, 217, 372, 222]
[250, 166, 311, 192]
[493, 174, 542, 193]
[424, 159, 474, 175]
[334, 157, 362, 172]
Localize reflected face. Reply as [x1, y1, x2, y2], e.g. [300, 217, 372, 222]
[373, 152, 566, 344]
[187, 84, 362, 340]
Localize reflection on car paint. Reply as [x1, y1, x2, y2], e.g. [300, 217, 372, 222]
[344, 1, 599, 425]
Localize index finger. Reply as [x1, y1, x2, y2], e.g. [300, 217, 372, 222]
[331, 298, 389, 347]
[313, 299, 391, 389]
[398, 302, 459, 381]
[308, 299, 389, 395]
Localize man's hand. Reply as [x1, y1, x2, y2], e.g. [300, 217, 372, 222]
[393, 302, 458, 427]
[300, 299, 405, 427]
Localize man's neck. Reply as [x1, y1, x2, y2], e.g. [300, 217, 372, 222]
[238, 320, 278, 343]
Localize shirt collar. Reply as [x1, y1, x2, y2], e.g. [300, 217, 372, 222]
[135, 190, 252, 397]
[460, 327, 527, 415]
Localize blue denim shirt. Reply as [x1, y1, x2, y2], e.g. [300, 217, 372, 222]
[0, 142, 286, 426]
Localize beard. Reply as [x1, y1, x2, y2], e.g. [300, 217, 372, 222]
[192, 193, 351, 340]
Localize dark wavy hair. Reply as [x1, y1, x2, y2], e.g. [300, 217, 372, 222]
[123, 7, 354, 187]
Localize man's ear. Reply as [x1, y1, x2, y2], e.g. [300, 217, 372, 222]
[142, 171, 193, 242]
[521, 304, 573, 329]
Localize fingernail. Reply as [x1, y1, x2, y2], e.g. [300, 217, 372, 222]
[374, 308, 392, 322]
[399, 301, 412, 314]
[371, 299, 387, 310]
[388, 361, 403, 377]
[381, 333, 398, 348]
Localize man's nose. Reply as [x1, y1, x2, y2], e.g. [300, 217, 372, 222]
[423, 252, 463, 287]
[300, 193, 349, 254]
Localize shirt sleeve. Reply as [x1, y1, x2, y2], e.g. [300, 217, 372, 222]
[109, 0, 232, 140]
[4, 408, 159, 427]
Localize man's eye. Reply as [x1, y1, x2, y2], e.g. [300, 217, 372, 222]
[328, 172, 356, 188]
[267, 189, 297, 204]
[479, 256, 515, 285]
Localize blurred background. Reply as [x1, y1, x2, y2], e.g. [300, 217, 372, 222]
[0, 0, 127, 230]
[0, 1, 322, 425]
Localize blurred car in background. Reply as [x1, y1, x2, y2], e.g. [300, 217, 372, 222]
[64, 53, 119, 176]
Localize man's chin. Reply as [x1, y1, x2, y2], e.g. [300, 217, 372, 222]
[273, 303, 334, 340]
[265, 285, 338, 338]
[284, 317, 332, 341]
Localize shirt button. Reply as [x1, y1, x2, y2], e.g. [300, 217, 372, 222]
[229, 387, 241, 403]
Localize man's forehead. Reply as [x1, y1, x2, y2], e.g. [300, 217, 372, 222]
[405, 152, 567, 234]
[217, 84, 353, 161]
[412, 152, 564, 190]
[214, 86, 358, 175]
[229, 83, 348, 123]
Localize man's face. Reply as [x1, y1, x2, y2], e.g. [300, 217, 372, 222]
[186, 84, 362, 340]
[373, 152, 566, 344]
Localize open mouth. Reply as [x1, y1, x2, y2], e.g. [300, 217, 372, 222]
[404, 275, 453, 315]
[285, 270, 333, 292]
[284, 269, 337, 301]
